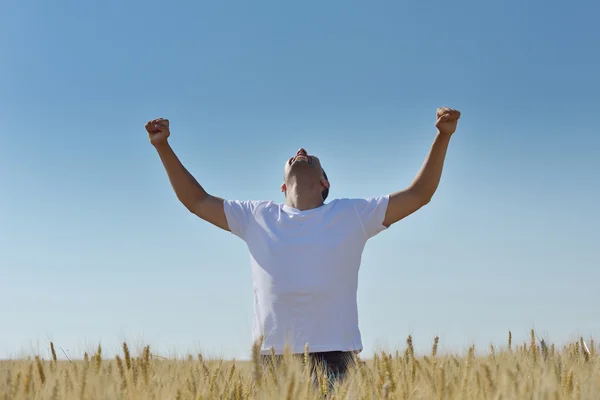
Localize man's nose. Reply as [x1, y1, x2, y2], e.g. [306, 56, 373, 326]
[297, 148, 307, 156]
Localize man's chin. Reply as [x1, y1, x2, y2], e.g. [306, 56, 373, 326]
[288, 162, 319, 179]
[291, 160, 314, 169]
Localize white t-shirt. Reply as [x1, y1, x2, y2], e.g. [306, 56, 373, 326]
[223, 196, 389, 355]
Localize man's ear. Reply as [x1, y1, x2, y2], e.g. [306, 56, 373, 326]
[320, 178, 330, 189]
[281, 183, 286, 193]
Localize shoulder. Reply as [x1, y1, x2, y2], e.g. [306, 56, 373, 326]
[224, 199, 276, 214]
[223, 200, 277, 238]
[327, 196, 390, 211]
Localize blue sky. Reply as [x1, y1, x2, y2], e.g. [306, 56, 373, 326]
[1, 0, 599, 360]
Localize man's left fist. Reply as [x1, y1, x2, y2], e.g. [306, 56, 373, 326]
[435, 107, 461, 136]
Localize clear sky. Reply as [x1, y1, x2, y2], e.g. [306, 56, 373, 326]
[1, 0, 599, 360]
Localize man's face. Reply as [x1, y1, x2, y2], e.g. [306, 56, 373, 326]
[282, 148, 330, 195]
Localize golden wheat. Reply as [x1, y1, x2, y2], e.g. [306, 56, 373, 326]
[1, 333, 600, 399]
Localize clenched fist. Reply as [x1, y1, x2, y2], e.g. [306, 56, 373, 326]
[435, 107, 461, 136]
[145, 118, 170, 146]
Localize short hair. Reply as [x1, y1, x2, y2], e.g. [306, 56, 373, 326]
[322, 169, 329, 201]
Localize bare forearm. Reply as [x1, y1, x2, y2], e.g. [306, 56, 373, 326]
[154, 142, 209, 212]
[382, 108, 460, 227]
[409, 132, 452, 202]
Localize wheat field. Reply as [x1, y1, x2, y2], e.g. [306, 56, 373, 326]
[2, 330, 599, 399]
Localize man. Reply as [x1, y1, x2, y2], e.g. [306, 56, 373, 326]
[145, 107, 461, 378]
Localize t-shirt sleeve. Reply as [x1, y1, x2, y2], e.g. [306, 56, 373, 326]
[223, 200, 262, 240]
[354, 195, 390, 239]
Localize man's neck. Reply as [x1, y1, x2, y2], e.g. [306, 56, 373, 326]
[285, 182, 324, 211]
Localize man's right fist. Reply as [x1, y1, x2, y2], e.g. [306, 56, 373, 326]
[145, 118, 170, 146]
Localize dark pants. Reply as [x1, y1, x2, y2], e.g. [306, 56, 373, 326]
[261, 350, 356, 382]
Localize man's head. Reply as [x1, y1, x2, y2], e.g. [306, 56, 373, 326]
[281, 148, 330, 202]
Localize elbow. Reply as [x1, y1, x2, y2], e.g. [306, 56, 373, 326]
[418, 196, 432, 208]
[177, 196, 199, 214]
[183, 193, 210, 216]
[408, 185, 434, 208]
[416, 191, 433, 207]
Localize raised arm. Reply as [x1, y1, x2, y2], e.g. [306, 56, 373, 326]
[382, 107, 461, 227]
[145, 118, 230, 231]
